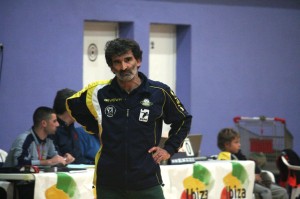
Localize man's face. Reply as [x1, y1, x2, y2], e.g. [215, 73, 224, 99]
[45, 113, 59, 134]
[110, 50, 141, 82]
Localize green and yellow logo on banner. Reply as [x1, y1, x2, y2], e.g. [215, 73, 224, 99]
[181, 164, 214, 199]
[220, 162, 249, 199]
[180, 162, 249, 199]
[45, 173, 80, 199]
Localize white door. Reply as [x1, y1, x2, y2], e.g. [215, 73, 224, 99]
[83, 22, 118, 87]
[149, 24, 177, 137]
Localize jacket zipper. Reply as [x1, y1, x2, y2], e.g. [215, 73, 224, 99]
[125, 108, 129, 188]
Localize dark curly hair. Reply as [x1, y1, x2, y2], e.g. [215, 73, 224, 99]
[104, 38, 143, 67]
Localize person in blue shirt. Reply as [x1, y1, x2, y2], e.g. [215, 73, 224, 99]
[76, 126, 100, 164]
[51, 88, 88, 164]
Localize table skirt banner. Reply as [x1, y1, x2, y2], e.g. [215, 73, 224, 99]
[161, 160, 255, 199]
[33, 170, 95, 199]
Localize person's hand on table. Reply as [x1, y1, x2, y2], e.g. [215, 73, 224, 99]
[148, 146, 170, 164]
[46, 155, 67, 166]
[63, 153, 75, 164]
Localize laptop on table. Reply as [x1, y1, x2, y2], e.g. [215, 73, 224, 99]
[159, 134, 203, 164]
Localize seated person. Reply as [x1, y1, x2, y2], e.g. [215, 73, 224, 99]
[51, 88, 88, 164]
[76, 127, 100, 164]
[217, 128, 288, 199]
[4, 106, 74, 167]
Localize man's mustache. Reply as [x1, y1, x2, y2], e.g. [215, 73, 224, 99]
[120, 70, 131, 76]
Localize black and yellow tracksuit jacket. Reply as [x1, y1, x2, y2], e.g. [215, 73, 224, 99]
[66, 72, 192, 190]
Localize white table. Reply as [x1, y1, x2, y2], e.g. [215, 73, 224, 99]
[0, 160, 255, 199]
[0, 166, 95, 199]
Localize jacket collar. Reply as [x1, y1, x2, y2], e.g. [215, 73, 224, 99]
[31, 127, 46, 144]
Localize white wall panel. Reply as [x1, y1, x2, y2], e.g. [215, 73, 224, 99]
[149, 24, 176, 137]
[83, 22, 118, 87]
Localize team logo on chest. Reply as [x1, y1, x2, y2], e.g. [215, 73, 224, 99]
[105, 105, 116, 117]
[139, 98, 152, 122]
[140, 98, 153, 107]
[139, 109, 149, 122]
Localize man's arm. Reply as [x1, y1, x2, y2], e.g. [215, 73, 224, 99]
[39, 155, 67, 166]
[161, 87, 192, 156]
[15, 134, 33, 166]
[66, 80, 109, 135]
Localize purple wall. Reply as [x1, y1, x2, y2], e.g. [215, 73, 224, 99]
[0, 0, 300, 156]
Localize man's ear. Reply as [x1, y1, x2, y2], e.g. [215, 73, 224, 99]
[41, 120, 47, 127]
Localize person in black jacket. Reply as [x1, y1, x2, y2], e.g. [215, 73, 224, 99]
[66, 38, 192, 199]
[217, 128, 288, 199]
[50, 88, 88, 164]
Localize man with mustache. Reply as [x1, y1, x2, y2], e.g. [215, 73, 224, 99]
[67, 38, 192, 199]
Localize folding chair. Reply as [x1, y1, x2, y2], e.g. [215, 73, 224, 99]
[277, 149, 300, 199]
